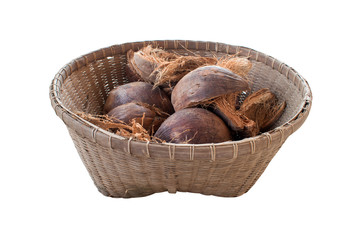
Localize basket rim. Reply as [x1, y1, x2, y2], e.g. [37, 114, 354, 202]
[49, 40, 312, 158]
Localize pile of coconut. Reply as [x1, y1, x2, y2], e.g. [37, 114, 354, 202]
[79, 45, 286, 144]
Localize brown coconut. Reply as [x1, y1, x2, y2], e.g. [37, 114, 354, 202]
[171, 66, 250, 111]
[103, 82, 174, 114]
[107, 102, 168, 134]
[154, 108, 231, 144]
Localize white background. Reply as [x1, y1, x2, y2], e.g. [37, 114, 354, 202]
[1, 0, 359, 239]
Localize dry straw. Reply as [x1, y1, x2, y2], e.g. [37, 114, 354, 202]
[49, 40, 312, 198]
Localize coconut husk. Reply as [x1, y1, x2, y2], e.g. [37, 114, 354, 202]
[76, 112, 164, 143]
[211, 92, 259, 139]
[153, 56, 217, 88]
[217, 55, 252, 80]
[126, 45, 178, 83]
[211, 88, 286, 139]
[139, 45, 178, 62]
[240, 88, 286, 131]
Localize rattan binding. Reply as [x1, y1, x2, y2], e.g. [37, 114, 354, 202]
[49, 40, 312, 198]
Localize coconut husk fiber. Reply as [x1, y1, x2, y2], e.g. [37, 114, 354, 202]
[154, 56, 218, 88]
[217, 55, 252, 81]
[126, 45, 178, 83]
[211, 88, 286, 139]
[76, 112, 164, 143]
[240, 88, 286, 131]
[211, 92, 259, 139]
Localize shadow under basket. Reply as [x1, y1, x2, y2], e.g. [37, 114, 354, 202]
[49, 40, 312, 198]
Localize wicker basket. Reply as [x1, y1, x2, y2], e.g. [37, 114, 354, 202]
[49, 40, 312, 198]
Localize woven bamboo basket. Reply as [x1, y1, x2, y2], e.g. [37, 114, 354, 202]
[49, 40, 312, 198]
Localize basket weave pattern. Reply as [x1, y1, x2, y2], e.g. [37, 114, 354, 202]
[50, 40, 312, 198]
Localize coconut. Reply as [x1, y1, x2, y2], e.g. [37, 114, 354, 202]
[171, 66, 250, 111]
[103, 82, 174, 114]
[154, 108, 231, 144]
[107, 102, 168, 135]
